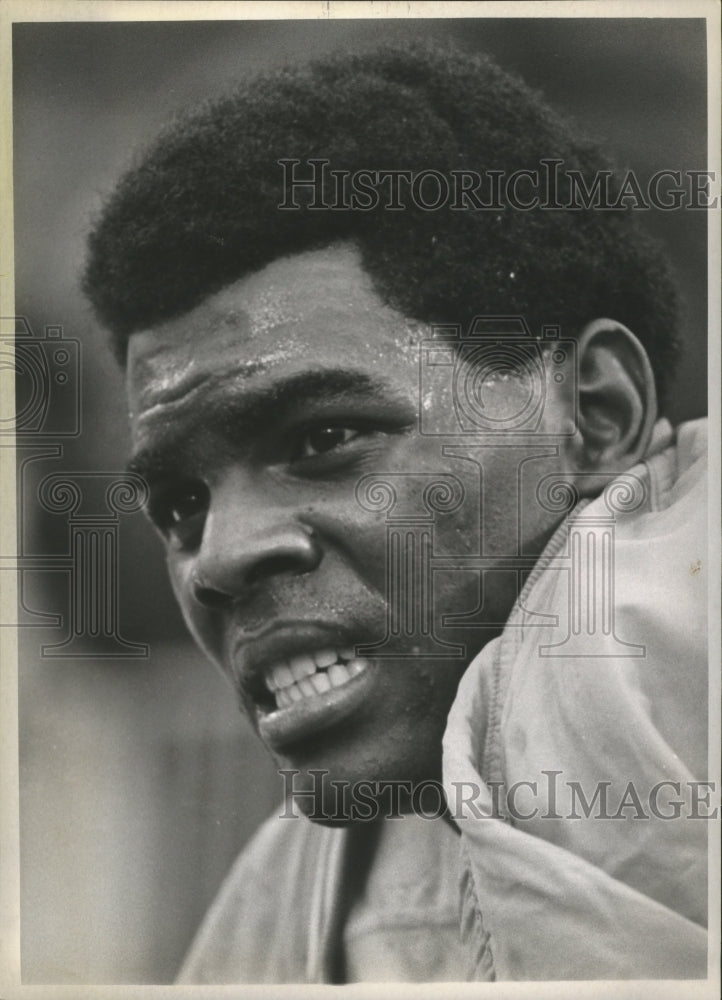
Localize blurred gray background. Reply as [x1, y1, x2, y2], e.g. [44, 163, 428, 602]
[11, 16, 708, 984]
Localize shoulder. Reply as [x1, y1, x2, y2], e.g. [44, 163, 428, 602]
[177, 811, 342, 983]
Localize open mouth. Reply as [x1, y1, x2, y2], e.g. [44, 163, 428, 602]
[264, 646, 367, 709]
[252, 643, 375, 751]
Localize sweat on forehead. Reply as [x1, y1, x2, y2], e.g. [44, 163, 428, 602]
[197, 241, 409, 337]
[126, 245, 423, 423]
[128, 243, 421, 370]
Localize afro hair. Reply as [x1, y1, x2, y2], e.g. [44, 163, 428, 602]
[83, 42, 679, 407]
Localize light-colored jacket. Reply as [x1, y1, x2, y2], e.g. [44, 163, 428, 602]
[442, 417, 709, 979]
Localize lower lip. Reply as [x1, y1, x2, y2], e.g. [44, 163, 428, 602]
[256, 662, 375, 751]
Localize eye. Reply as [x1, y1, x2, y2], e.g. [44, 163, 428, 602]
[294, 425, 365, 460]
[149, 480, 209, 545]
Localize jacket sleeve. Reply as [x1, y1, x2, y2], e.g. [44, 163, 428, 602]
[453, 796, 707, 980]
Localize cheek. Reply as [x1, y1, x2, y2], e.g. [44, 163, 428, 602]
[303, 497, 393, 592]
[386, 660, 466, 712]
[371, 661, 468, 777]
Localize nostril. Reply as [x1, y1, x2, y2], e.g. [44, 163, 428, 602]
[245, 553, 318, 588]
[190, 524, 322, 604]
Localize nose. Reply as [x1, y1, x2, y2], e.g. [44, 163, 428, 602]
[189, 478, 322, 609]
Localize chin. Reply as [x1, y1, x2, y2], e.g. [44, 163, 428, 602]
[273, 735, 445, 825]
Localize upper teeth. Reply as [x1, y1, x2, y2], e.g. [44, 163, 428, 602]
[265, 647, 367, 709]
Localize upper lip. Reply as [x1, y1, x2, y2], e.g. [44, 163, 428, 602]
[230, 620, 362, 704]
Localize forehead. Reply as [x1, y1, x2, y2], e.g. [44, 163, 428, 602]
[126, 242, 424, 426]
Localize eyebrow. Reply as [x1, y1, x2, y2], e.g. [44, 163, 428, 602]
[126, 368, 399, 481]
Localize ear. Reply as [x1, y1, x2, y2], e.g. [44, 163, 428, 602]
[562, 318, 658, 489]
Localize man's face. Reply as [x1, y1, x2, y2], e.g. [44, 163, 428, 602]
[126, 243, 564, 798]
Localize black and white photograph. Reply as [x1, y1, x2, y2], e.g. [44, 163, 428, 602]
[1, 2, 719, 994]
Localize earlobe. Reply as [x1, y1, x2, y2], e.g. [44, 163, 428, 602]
[564, 318, 658, 487]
